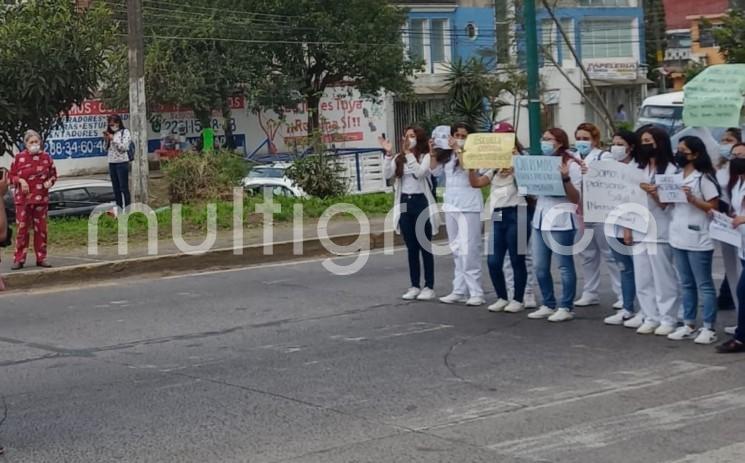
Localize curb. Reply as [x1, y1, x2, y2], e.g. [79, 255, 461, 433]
[2, 231, 407, 291]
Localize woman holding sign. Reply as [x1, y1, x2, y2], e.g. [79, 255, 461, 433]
[527, 128, 582, 323]
[381, 127, 440, 301]
[667, 136, 721, 345]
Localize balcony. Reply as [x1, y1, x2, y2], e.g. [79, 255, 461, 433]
[664, 48, 692, 61]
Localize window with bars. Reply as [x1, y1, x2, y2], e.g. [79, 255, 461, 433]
[405, 18, 451, 73]
[541, 18, 575, 64]
[580, 19, 633, 59]
[408, 19, 426, 61]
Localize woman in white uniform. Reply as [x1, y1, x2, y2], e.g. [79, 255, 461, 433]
[715, 128, 742, 316]
[573, 122, 623, 309]
[667, 136, 721, 345]
[630, 126, 680, 335]
[433, 123, 486, 307]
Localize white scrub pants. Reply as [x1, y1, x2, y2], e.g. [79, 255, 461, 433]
[633, 241, 680, 327]
[445, 211, 484, 298]
[579, 222, 622, 301]
[720, 242, 741, 307]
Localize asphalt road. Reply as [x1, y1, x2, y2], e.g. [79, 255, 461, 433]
[0, 250, 743, 463]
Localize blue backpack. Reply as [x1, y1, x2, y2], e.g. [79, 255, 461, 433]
[125, 129, 135, 162]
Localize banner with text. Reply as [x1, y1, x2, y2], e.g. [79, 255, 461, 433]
[514, 156, 564, 196]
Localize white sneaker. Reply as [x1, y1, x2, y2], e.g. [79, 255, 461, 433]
[654, 324, 677, 336]
[504, 300, 526, 313]
[524, 294, 538, 309]
[668, 325, 697, 341]
[417, 288, 436, 301]
[623, 313, 645, 329]
[548, 308, 574, 322]
[487, 298, 510, 312]
[528, 306, 556, 319]
[604, 310, 633, 326]
[402, 287, 421, 300]
[725, 326, 737, 335]
[694, 328, 718, 345]
[612, 300, 624, 310]
[440, 293, 467, 305]
[466, 296, 486, 307]
[574, 294, 600, 307]
[636, 321, 660, 335]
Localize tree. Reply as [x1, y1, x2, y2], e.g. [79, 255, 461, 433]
[714, 9, 745, 64]
[0, 0, 115, 156]
[252, 0, 420, 133]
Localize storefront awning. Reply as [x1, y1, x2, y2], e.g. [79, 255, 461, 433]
[587, 76, 654, 87]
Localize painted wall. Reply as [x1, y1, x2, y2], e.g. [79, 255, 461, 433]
[662, 0, 729, 30]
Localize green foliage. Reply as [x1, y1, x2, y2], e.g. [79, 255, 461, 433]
[0, 0, 115, 155]
[284, 134, 347, 199]
[714, 9, 745, 64]
[684, 62, 707, 83]
[163, 150, 248, 203]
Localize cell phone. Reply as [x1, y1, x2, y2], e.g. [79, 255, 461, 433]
[381, 133, 386, 140]
[0, 167, 7, 176]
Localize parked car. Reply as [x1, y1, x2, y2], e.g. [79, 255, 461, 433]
[3, 179, 116, 222]
[246, 162, 292, 180]
[243, 177, 306, 198]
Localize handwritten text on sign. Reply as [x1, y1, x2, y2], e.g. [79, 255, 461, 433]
[656, 174, 687, 203]
[582, 161, 650, 232]
[462, 133, 515, 169]
[683, 64, 745, 128]
[513, 156, 565, 196]
[710, 212, 742, 248]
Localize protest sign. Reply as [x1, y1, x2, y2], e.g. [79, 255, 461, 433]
[513, 156, 564, 196]
[656, 174, 687, 203]
[710, 211, 742, 248]
[683, 64, 745, 128]
[582, 161, 650, 232]
[462, 133, 515, 169]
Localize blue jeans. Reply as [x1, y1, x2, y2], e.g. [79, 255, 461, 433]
[672, 248, 717, 329]
[488, 206, 531, 302]
[609, 238, 636, 312]
[109, 162, 131, 209]
[735, 259, 745, 342]
[399, 194, 434, 289]
[533, 228, 577, 310]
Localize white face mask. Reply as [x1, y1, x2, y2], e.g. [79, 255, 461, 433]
[408, 138, 417, 149]
[610, 145, 628, 161]
[456, 139, 466, 149]
[28, 143, 41, 154]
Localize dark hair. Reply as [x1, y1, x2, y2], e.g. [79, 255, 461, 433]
[613, 129, 640, 160]
[433, 147, 454, 164]
[396, 126, 429, 178]
[636, 126, 673, 174]
[728, 142, 745, 198]
[725, 127, 743, 143]
[678, 136, 716, 175]
[107, 114, 124, 128]
[617, 104, 625, 113]
[451, 122, 473, 137]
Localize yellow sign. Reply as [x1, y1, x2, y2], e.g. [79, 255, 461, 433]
[462, 133, 515, 169]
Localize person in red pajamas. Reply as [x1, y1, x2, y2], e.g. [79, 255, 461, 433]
[9, 129, 57, 270]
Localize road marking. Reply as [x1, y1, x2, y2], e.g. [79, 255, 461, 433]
[487, 387, 745, 460]
[664, 442, 745, 463]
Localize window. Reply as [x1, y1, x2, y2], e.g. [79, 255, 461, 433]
[667, 32, 692, 49]
[405, 18, 451, 73]
[698, 23, 721, 48]
[408, 19, 425, 61]
[575, 0, 633, 5]
[430, 19, 447, 63]
[87, 186, 116, 203]
[60, 188, 90, 204]
[465, 23, 478, 41]
[541, 18, 575, 64]
[581, 19, 633, 59]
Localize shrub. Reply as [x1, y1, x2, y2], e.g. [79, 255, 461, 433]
[284, 131, 348, 198]
[163, 150, 248, 203]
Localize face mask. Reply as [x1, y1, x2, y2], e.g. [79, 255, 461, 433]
[541, 141, 557, 156]
[720, 143, 734, 160]
[575, 140, 592, 157]
[638, 144, 656, 160]
[456, 139, 465, 149]
[408, 138, 417, 149]
[730, 158, 745, 176]
[28, 144, 41, 154]
[610, 145, 628, 161]
[675, 152, 691, 167]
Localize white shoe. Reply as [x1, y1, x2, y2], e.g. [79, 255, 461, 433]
[654, 324, 677, 336]
[524, 294, 538, 309]
[487, 298, 510, 312]
[417, 288, 436, 301]
[548, 308, 574, 322]
[440, 293, 467, 305]
[623, 313, 645, 329]
[528, 306, 556, 319]
[668, 325, 697, 341]
[725, 326, 737, 335]
[636, 321, 660, 335]
[604, 310, 634, 326]
[612, 300, 624, 310]
[694, 328, 718, 345]
[402, 287, 421, 300]
[574, 294, 600, 307]
[466, 296, 486, 307]
[504, 300, 526, 313]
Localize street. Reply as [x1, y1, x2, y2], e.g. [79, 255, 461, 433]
[1, 250, 744, 463]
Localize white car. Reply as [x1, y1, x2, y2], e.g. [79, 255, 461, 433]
[242, 177, 306, 198]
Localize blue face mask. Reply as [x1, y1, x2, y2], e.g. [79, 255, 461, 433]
[575, 140, 592, 157]
[541, 141, 557, 156]
[720, 143, 734, 160]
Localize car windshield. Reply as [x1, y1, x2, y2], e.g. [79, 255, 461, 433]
[248, 167, 285, 179]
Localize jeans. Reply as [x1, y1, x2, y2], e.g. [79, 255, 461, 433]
[672, 248, 717, 329]
[735, 259, 745, 342]
[488, 206, 530, 302]
[608, 237, 636, 312]
[399, 194, 434, 289]
[533, 228, 577, 310]
[109, 162, 131, 209]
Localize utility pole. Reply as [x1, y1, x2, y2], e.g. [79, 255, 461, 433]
[652, 0, 666, 93]
[523, 0, 542, 155]
[127, 0, 149, 204]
